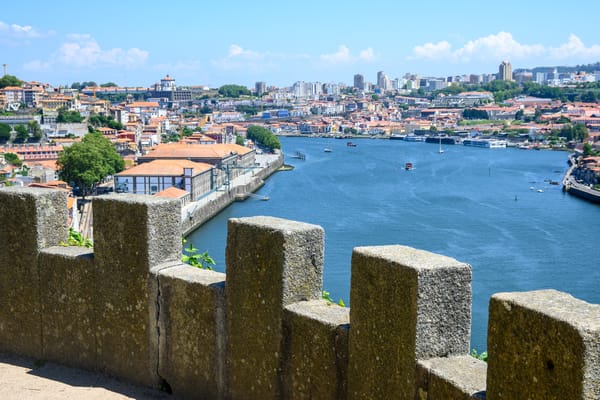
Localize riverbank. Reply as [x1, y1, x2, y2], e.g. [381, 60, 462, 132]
[181, 151, 284, 236]
[563, 153, 600, 204]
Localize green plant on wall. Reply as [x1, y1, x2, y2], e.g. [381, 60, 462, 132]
[322, 290, 345, 307]
[182, 238, 216, 270]
[471, 348, 488, 362]
[60, 228, 93, 248]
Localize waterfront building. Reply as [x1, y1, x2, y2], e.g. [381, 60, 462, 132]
[498, 61, 513, 81]
[114, 159, 214, 200]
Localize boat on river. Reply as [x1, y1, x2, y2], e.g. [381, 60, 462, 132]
[405, 162, 414, 170]
[347, 142, 357, 147]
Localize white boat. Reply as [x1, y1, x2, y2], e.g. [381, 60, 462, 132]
[438, 136, 444, 154]
[324, 148, 332, 153]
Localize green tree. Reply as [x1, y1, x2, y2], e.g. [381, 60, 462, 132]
[28, 120, 43, 141]
[57, 132, 125, 197]
[56, 108, 84, 123]
[246, 125, 281, 151]
[0, 123, 11, 142]
[371, 94, 380, 101]
[100, 82, 118, 87]
[580, 90, 598, 103]
[13, 124, 29, 143]
[218, 84, 251, 98]
[236, 135, 245, 146]
[4, 152, 22, 167]
[583, 142, 596, 156]
[0, 74, 22, 89]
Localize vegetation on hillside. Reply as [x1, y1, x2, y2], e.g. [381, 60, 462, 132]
[246, 125, 281, 151]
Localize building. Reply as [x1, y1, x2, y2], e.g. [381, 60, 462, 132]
[498, 61, 513, 81]
[150, 75, 192, 103]
[353, 74, 365, 90]
[255, 81, 266, 96]
[114, 159, 214, 200]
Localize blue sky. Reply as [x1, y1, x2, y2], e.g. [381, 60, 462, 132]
[3, 0, 600, 88]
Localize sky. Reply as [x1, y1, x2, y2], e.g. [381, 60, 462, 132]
[3, 0, 600, 89]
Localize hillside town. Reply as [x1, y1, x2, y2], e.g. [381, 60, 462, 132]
[1, 61, 600, 223]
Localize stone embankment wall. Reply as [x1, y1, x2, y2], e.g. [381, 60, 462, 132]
[181, 151, 284, 236]
[0, 187, 598, 400]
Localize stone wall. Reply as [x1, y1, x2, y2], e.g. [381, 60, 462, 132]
[0, 187, 598, 399]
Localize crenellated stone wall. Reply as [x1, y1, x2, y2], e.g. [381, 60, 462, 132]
[0, 187, 598, 399]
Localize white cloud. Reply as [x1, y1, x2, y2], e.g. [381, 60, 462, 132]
[24, 34, 148, 71]
[548, 34, 600, 60]
[359, 47, 375, 62]
[0, 21, 42, 39]
[319, 45, 377, 65]
[211, 44, 309, 73]
[410, 32, 600, 66]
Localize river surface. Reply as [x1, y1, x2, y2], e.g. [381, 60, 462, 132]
[187, 136, 600, 351]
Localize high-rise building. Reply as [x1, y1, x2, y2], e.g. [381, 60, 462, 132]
[498, 61, 513, 81]
[353, 74, 365, 90]
[255, 81, 266, 96]
[377, 71, 390, 91]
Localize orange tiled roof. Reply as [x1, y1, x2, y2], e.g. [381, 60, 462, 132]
[154, 186, 189, 199]
[144, 143, 252, 159]
[116, 159, 212, 177]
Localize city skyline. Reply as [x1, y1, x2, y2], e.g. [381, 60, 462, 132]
[3, 0, 600, 88]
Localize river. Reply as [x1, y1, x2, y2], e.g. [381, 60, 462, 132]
[187, 136, 600, 351]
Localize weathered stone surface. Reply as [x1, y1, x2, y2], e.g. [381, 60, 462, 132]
[487, 289, 600, 400]
[416, 355, 487, 400]
[153, 262, 226, 400]
[0, 188, 67, 358]
[226, 216, 324, 400]
[283, 299, 349, 400]
[40, 246, 96, 369]
[93, 195, 181, 387]
[348, 245, 472, 400]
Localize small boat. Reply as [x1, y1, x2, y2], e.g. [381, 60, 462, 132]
[347, 142, 357, 147]
[537, 189, 544, 193]
[324, 148, 332, 153]
[405, 162, 414, 171]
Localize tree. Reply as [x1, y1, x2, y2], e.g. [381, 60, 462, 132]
[0, 74, 22, 89]
[13, 124, 29, 143]
[218, 84, 251, 98]
[583, 143, 596, 156]
[246, 125, 281, 151]
[4, 152, 22, 167]
[28, 120, 43, 141]
[580, 90, 598, 103]
[57, 132, 125, 197]
[0, 123, 11, 142]
[56, 108, 84, 123]
[236, 135, 245, 146]
[100, 82, 118, 87]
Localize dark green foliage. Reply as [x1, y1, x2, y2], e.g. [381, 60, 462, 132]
[553, 123, 589, 141]
[57, 132, 125, 197]
[246, 125, 281, 151]
[218, 84, 251, 98]
[0, 124, 11, 142]
[56, 108, 84, 123]
[4, 152, 22, 167]
[463, 108, 489, 120]
[13, 124, 29, 143]
[88, 114, 124, 130]
[28, 120, 43, 141]
[236, 135, 245, 145]
[100, 82, 118, 87]
[0, 74, 22, 89]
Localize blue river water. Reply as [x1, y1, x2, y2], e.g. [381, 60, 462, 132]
[187, 136, 600, 351]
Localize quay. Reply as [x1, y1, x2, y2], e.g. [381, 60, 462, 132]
[563, 153, 600, 204]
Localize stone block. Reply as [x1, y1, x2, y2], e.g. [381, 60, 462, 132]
[487, 289, 600, 400]
[92, 195, 181, 387]
[153, 263, 226, 400]
[348, 245, 472, 400]
[0, 188, 67, 358]
[416, 355, 487, 400]
[283, 299, 349, 400]
[40, 246, 96, 369]
[226, 216, 324, 400]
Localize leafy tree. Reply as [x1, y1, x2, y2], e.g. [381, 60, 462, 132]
[4, 152, 22, 167]
[583, 143, 596, 156]
[236, 135, 245, 146]
[246, 125, 281, 151]
[28, 120, 43, 141]
[88, 114, 123, 130]
[100, 82, 118, 87]
[57, 132, 125, 197]
[371, 94, 380, 101]
[0, 74, 22, 89]
[56, 108, 84, 123]
[13, 124, 29, 143]
[218, 84, 251, 98]
[0, 123, 11, 142]
[580, 90, 598, 103]
[71, 82, 82, 90]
